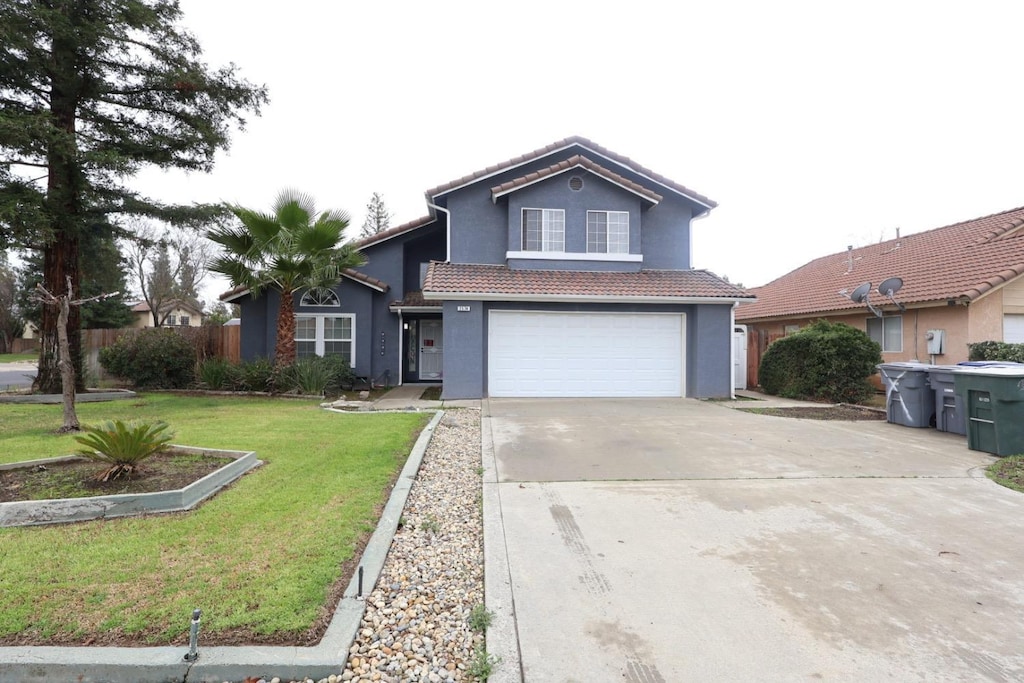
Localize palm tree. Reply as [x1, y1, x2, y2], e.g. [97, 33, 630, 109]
[208, 189, 364, 366]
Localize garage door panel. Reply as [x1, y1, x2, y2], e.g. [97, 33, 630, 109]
[488, 311, 684, 397]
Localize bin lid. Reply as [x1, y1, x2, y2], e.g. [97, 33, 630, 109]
[956, 361, 1024, 367]
[877, 361, 931, 372]
[949, 364, 1024, 377]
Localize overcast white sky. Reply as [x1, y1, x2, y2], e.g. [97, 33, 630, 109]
[133, 0, 1024, 297]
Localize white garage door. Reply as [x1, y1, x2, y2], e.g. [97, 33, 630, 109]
[488, 311, 685, 397]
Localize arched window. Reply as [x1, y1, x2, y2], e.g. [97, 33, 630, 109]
[300, 288, 340, 307]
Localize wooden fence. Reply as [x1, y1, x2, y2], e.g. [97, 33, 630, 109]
[745, 328, 784, 389]
[82, 325, 240, 381]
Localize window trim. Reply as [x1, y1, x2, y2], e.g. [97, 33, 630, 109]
[866, 315, 903, 353]
[521, 207, 565, 252]
[294, 313, 356, 364]
[300, 288, 341, 307]
[586, 210, 630, 254]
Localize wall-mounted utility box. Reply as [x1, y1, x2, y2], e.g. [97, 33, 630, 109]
[926, 329, 945, 355]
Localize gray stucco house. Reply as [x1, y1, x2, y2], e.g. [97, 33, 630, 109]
[223, 136, 754, 399]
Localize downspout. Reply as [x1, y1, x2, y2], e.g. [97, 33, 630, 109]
[397, 310, 404, 386]
[427, 202, 452, 262]
[730, 302, 737, 399]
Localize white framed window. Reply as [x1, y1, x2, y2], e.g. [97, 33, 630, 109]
[300, 288, 340, 307]
[867, 315, 902, 352]
[784, 324, 800, 335]
[295, 314, 355, 363]
[166, 314, 177, 326]
[522, 208, 564, 252]
[587, 211, 629, 254]
[180, 315, 190, 326]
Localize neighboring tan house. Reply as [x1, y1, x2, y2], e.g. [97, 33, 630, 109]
[737, 206, 1024, 387]
[224, 136, 755, 399]
[128, 300, 204, 328]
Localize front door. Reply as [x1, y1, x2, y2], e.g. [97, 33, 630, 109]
[419, 320, 443, 380]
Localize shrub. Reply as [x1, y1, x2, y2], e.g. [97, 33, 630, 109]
[759, 320, 881, 403]
[197, 357, 240, 390]
[235, 357, 275, 392]
[968, 341, 1024, 363]
[74, 420, 175, 481]
[275, 355, 356, 396]
[99, 328, 196, 389]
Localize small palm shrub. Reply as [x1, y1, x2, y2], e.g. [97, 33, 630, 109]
[197, 357, 240, 390]
[99, 328, 196, 389]
[74, 420, 175, 482]
[235, 357, 275, 392]
[759, 320, 881, 403]
[275, 355, 356, 396]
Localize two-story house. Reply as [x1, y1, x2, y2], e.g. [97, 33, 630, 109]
[224, 137, 754, 399]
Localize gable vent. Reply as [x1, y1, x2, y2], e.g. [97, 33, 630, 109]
[568, 176, 584, 191]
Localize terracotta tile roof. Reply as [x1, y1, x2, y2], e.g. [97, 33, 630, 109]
[355, 215, 436, 249]
[736, 206, 1024, 322]
[490, 155, 663, 205]
[388, 291, 442, 309]
[425, 136, 716, 210]
[219, 267, 389, 302]
[422, 262, 752, 301]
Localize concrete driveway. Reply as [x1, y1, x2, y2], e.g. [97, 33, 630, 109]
[482, 398, 1024, 683]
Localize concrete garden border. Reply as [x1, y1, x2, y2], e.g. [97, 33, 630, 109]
[0, 389, 137, 404]
[0, 446, 260, 527]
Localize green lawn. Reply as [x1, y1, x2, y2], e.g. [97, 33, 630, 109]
[0, 394, 430, 645]
[0, 352, 37, 363]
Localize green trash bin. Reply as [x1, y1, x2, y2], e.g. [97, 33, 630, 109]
[951, 365, 1024, 456]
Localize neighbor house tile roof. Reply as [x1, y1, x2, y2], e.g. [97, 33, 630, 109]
[490, 155, 663, 205]
[219, 268, 388, 302]
[736, 206, 1024, 322]
[425, 136, 716, 209]
[422, 262, 753, 301]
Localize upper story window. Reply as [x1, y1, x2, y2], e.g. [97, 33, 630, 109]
[166, 314, 177, 326]
[587, 211, 629, 254]
[300, 288, 340, 307]
[180, 315, 190, 326]
[867, 315, 902, 353]
[522, 208, 564, 252]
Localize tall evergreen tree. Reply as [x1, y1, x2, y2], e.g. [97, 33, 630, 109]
[0, 0, 267, 392]
[360, 192, 393, 238]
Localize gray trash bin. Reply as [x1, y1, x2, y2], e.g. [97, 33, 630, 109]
[928, 365, 966, 435]
[878, 362, 935, 428]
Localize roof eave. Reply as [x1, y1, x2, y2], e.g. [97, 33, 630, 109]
[422, 291, 756, 305]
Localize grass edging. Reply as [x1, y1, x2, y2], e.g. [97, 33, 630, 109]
[0, 410, 446, 683]
[986, 454, 1024, 494]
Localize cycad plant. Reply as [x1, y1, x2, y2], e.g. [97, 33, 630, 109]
[74, 420, 175, 482]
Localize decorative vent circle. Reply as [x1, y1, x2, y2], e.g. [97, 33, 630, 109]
[568, 176, 584, 191]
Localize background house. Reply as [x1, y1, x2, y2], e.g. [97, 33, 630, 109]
[227, 136, 754, 398]
[737, 206, 1024, 387]
[128, 299, 204, 328]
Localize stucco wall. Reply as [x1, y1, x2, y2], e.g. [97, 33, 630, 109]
[967, 291, 1003, 345]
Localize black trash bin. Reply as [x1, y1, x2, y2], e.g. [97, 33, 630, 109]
[877, 362, 935, 428]
[952, 365, 1024, 456]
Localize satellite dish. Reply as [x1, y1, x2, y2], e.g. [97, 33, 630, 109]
[878, 277, 903, 297]
[850, 282, 872, 304]
[878, 276, 907, 312]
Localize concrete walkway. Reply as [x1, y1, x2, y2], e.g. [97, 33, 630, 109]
[482, 398, 1024, 682]
[372, 384, 480, 411]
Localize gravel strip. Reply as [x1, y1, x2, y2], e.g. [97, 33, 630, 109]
[222, 410, 485, 683]
[342, 409, 484, 682]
